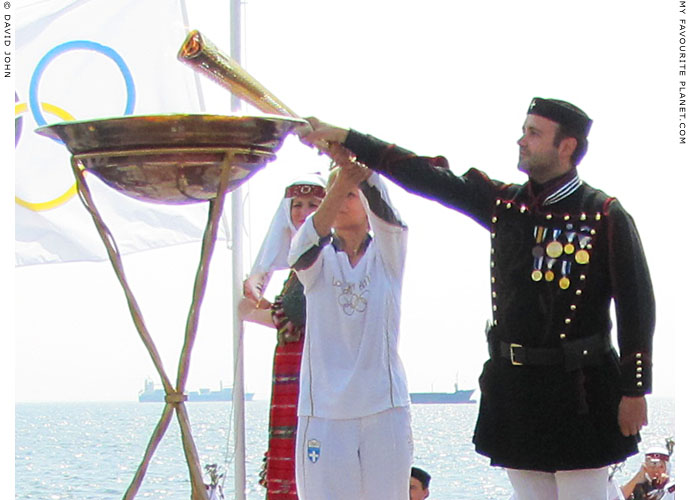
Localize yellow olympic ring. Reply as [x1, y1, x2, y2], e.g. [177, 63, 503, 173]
[15, 101, 83, 212]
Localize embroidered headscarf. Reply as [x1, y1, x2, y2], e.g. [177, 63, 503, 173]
[249, 172, 326, 277]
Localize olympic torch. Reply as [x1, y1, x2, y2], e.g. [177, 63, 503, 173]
[177, 30, 300, 119]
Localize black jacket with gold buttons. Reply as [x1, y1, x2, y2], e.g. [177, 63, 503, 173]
[344, 130, 655, 471]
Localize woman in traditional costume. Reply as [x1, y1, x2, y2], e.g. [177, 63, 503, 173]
[239, 173, 326, 500]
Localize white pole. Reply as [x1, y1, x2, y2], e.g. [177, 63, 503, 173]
[229, 0, 247, 499]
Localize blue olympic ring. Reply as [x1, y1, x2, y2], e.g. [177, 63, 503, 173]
[29, 40, 136, 128]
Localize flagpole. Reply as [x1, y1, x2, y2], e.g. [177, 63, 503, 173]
[229, 0, 247, 499]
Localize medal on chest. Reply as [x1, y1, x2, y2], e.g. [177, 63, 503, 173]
[526, 212, 600, 290]
[489, 199, 605, 334]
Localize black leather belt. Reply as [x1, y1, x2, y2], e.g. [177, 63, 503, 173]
[489, 335, 612, 370]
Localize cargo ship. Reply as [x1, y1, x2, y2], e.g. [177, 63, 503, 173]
[409, 384, 476, 404]
[138, 379, 254, 403]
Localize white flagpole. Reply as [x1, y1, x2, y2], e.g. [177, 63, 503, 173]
[229, 0, 247, 499]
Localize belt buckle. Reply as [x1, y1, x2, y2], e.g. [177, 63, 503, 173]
[510, 343, 524, 366]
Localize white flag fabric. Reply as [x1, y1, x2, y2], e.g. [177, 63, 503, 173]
[15, 0, 226, 267]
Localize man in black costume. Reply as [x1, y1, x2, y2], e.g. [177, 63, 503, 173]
[301, 98, 655, 499]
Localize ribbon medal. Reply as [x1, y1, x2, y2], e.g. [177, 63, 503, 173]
[531, 226, 547, 281]
[546, 229, 563, 258]
[559, 260, 572, 289]
[564, 232, 576, 255]
[530, 218, 595, 286]
[575, 230, 592, 265]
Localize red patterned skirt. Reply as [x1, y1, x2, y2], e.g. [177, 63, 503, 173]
[263, 335, 304, 499]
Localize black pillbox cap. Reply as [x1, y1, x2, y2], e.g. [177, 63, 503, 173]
[528, 98, 593, 136]
[411, 467, 431, 488]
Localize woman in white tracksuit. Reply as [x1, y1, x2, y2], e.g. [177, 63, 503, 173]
[288, 146, 413, 500]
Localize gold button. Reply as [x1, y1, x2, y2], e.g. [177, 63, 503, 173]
[595, 213, 602, 220]
[580, 213, 587, 221]
[520, 205, 527, 213]
[570, 305, 577, 311]
[565, 318, 571, 324]
[564, 214, 570, 221]
[496, 199, 501, 205]
[636, 373, 642, 378]
[560, 333, 567, 339]
[575, 289, 582, 295]
[636, 353, 642, 359]
[546, 214, 553, 220]
[637, 382, 643, 387]
[492, 216, 498, 223]
[506, 203, 512, 209]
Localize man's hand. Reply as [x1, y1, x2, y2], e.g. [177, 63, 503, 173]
[618, 395, 648, 436]
[299, 117, 349, 152]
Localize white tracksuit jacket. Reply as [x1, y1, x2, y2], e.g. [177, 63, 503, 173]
[288, 173, 410, 419]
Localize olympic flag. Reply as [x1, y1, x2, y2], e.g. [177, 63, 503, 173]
[15, 0, 225, 266]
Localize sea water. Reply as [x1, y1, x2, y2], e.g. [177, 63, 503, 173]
[15, 397, 674, 499]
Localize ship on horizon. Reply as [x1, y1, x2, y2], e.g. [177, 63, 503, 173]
[138, 379, 254, 403]
[409, 384, 476, 404]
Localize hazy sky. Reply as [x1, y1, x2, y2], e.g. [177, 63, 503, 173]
[12, 0, 684, 413]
